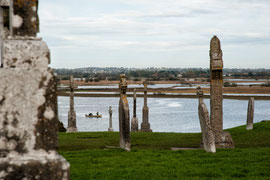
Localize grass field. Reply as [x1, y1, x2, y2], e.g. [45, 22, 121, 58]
[58, 121, 270, 179]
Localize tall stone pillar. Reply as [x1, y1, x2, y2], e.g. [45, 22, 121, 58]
[246, 97, 254, 130]
[131, 89, 139, 132]
[197, 86, 216, 153]
[209, 36, 234, 148]
[0, 1, 70, 179]
[140, 81, 152, 132]
[67, 76, 77, 132]
[108, 106, 113, 132]
[118, 74, 131, 151]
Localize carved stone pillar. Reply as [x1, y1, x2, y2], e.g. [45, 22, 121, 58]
[67, 76, 77, 132]
[246, 97, 254, 130]
[108, 106, 113, 132]
[209, 36, 234, 148]
[131, 89, 138, 132]
[0, 2, 69, 179]
[140, 81, 152, 132]
[118, 74, 131, 151]
[197, 86, 216, 153]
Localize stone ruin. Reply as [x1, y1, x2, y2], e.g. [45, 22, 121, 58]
[209, 36, 234, 148]
[197, 87, 216, 153]
[118, 74, 131, 151]
[108, 106, 113, 132]
[0, 1, 70, 179]
[140, 81, 152, 132]
[67, 76, 77, 132]
[246, 97, 254, 130]
[131, 89, 139, 132]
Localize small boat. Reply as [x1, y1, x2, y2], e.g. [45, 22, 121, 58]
[85, 114, 102, 118]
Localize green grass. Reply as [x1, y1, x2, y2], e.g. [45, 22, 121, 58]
[58, 121, 270, 179]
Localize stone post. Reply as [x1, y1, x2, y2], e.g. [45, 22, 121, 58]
[118, 74, 131, 151]
[131, 89, 139, 132]
[0, 1, 70, 179]
[140, 81, 152, 132]
[197, 86, 216, 153]
[246, 97, 254, 130]
[209, 35, 234, 148]
[67, 76, 77, 132]
[108, 106, 113, 132]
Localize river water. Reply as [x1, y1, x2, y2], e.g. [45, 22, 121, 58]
[58, 96, 270, 132]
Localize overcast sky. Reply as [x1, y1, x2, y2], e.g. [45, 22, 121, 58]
[38, 0, 270, 69]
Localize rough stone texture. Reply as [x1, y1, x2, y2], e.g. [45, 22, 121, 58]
[3, 39, 49, 68]
[131, 89, 138, 132]
[0, 8, 70, 176]
[0, 2, 9, 38]
[0, 7, 3, 67]
[13, 0, 39, 37]
[0, 0, 10, 7]
[246, 97, 254, 130]
[67, 76, 77, 132]
[197, 87, 216, 153]
[118, 74, 131, 151]
[108, 106, 113, 132]
[0, 69, 69, 179]
[0, 152, 69, 180]
[210, 36, 234, 148]
[140, 81, 152, 132]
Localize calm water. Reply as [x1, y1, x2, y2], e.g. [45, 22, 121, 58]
[58, 96, 270, 132]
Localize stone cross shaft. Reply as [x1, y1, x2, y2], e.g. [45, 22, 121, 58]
[209, 36, 234, 148]
[0, 1, 70, 179]
[131, 89, 138, 132]
[140, 81, 152, 132]
[246, 97, 254, 130]
[144, 82, 147, 106]
[197, 87, 216, 153]
[108, 106, 113, 132]
[118, 74, 131, 151]
[133, 89, 137, 118]
[67, 76, 77, 132]
[210, 35, 223, 134]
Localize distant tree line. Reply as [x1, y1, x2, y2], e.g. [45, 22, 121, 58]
[54, 67, 270, 82]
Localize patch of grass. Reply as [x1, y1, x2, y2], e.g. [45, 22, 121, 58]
[58, 121, 270, 179]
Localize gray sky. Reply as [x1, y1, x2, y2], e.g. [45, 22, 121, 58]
[38, 0, 270, 69]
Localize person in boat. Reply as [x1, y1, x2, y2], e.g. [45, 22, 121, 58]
[88, 113, 93, 116]
[96, 111, 99, 116]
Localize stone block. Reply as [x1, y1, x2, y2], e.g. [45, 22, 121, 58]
[131, 117, 138, 132]
[13, 0, 39, 36]
[3, 39, 50, 68]
[0, 68, 69, 179]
